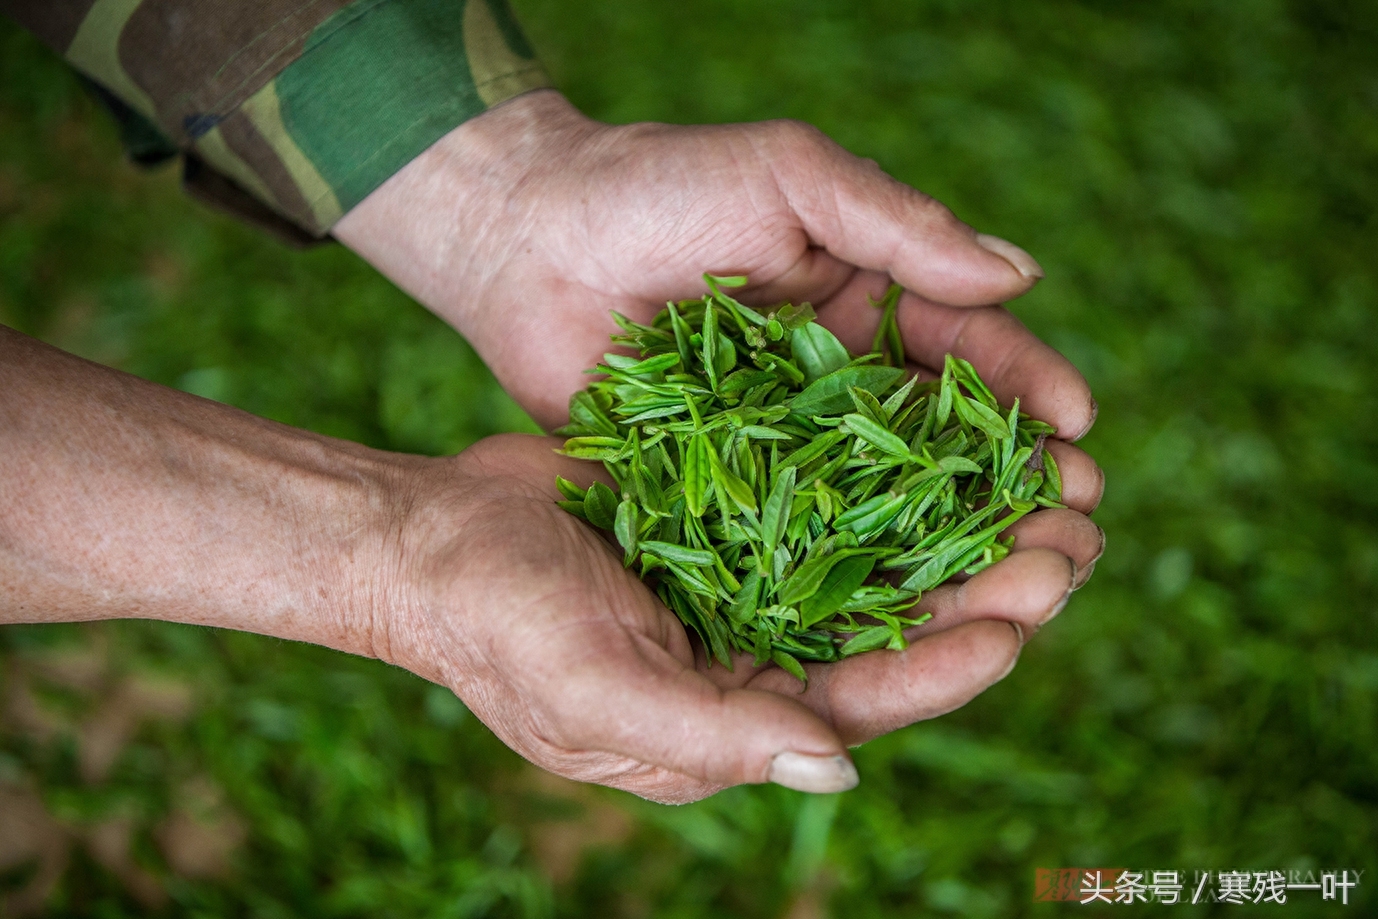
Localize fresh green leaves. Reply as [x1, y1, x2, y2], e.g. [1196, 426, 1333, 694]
[583, 482, 619, 529]
[843, 413, 913, 459]
[791, 365, 904, 417]
[800, 554, 876, 628]
[791, 322, 850, 382]
[557, 275, 1066, 681]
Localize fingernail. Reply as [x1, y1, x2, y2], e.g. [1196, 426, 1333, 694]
[976, 233, 1045, 280]
[1072, 559, 1097, 590]
[1041, 560, 1077, 624]
[1041, 588, 1073, 626]
[768, 752, 859, 793]
[1072, 528, 1106, 590]
[996, 622, 1024, 680]
[1072, 397, 1099, 442]
[1088, 463, 1106, 514]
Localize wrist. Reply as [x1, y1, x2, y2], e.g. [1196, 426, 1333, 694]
[333, 89, 597, 335]
[0, 326, 426, 665]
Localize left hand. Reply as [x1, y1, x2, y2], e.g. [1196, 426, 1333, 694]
[387, 434, 1102, 804]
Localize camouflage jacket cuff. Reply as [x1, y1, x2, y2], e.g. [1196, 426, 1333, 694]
[5, 0, 551, 237]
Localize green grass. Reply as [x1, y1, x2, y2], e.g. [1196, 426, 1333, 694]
[2, 0, 1376, 915]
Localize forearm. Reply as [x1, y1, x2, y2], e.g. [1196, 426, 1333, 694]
[0, 325, 411, 658]
[333, 88, 591, 334]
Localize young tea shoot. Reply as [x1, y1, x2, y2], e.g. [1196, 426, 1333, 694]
[555, 275, 1065, 682]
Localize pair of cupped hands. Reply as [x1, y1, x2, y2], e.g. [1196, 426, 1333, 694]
[334, 90, 1104, 803]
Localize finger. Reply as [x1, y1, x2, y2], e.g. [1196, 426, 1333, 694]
[735, 247, 857, 309]
[744, 619, 1023, 746]
[894, 296, 1097, 440]
[766, 122, 1042, 306]
[1004, 508, 1104, 581]
[561, 756, 728, 806]
[812, 279, 1096, 441]
[1044, 439, 1104, 514]
[811, 269, 901, 354]
[902, 547, 1075, 642]
[549, 633, 859, 794]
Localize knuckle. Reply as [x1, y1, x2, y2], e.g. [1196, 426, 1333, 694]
[765, 118, 830, 151]
[911, 192, 959, 228]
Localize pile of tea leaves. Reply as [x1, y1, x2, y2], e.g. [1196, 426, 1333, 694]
[555, 275, 1065, 681]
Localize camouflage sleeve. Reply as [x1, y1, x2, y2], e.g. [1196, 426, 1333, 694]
[1, 0, 551, 241]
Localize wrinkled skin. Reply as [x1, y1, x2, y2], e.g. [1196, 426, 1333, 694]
[333, 90, 1107, 802]
[335, 90, 1089, 435]
[383, 432, 1103, 804]
[3, 91, 1104, 805]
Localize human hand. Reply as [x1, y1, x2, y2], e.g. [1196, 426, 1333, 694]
[384, 433, 1103, 804]
[334, 90, 1103, 581]
[335, 94, 1105, 777]
[334, 90, 1095, 445]
[1, 322, 1099, 806]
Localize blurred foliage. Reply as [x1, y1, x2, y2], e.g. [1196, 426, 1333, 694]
[2, 0, 1377, 915]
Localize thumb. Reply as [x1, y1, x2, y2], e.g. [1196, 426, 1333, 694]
[765, 120, 1043, 305]
[569, 654, 857, 794]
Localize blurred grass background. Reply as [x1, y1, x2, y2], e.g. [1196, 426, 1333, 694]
[2, 0, 1376, 915]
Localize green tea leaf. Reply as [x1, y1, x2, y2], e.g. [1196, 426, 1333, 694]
[557, 499, 588, 521]
[778, 429, 848, 468]
[775, 301, 817, 331]
[953, 390, 1011, 441]
[935, 362, 954, 430]
[881, 375, 918, 419]
[614, 499, 639, 566]
[559, 436, 626, 460]
[777, 548, 870, 606]
[639, 540, 715, 567]
[701, 301, 720, 390]
[620, 351, 681, 376]
[737, 425, 793, 441]
[791, 322, 851, 382]
[848, 385, 888, 425]
[800, 554, 876, 627]
[683, 434, 712, 517]
[843, 413, 912, 458]
[555, 476, 588, 502]
[729, 569, 763, 624]
[761, 465, 797, 571]
[719, 369, 776, 396]
[569, 391, 620, 436]
[556, 277, 1097, 668]
[708, 447, 758, 514]
[771, 650, 808, 684]
[791, 365, 905, 417]
[840, 625, 895, 657]
[667, 301, 694, 369]
[951, 355, 997, 409]
[714, 331, 738, 378]
[939, 455, 983, 475]
[753, 350, 806, 384]
[870, 283, 905, 367]
[705, 273, 749, 289]
[583, 482, 619, 530]
[834, 492, 906, 541]
[1042, 448, 1063, 501]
